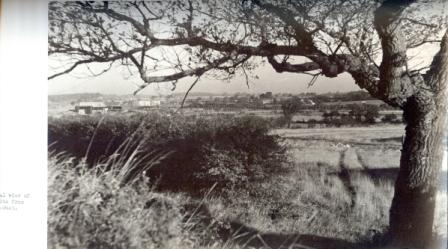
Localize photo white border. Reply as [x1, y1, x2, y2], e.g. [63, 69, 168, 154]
[0, 1, 48, 249]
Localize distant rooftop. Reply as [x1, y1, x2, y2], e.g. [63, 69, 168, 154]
[78, 101, 106, 107]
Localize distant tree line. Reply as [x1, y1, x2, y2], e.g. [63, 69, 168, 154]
[279, 102, 402, 128]
[186, 90, 385, 111]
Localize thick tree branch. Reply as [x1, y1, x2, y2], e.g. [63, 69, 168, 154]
[151, 37, 306, 57]
[424, 30, 448, 93]
[134, 55, 233, 94]
[374, 0, 421, 106]
[267, 56, 320, 73]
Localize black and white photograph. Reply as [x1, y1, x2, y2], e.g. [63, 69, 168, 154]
[1, 0, 448, 249]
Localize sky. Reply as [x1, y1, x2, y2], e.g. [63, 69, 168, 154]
[48, 62, 361, 95]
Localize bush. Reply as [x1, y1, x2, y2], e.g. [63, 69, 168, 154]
[347, 104, 380, 124]
[307, 119, 317, 128]
[48, 113, 286, 194]
[196, 149, 248, 189]
[47, 156, 189, 249]
[47, 153, 234, 249]
[322, 110, 343, 127]
[364, 105, 380, 124]
[48, 114, 144, 162]
[280, 97, 303, 128]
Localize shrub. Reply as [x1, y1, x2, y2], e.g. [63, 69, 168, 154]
[48, 114, 144, 162]
[48, 113, 286, 195]
[347, 104, 380, 124]
[306, 119, 318, 128]
[47, 152, 240, 249]
[47, 156, 189, 249]
[201, 149, 248, 184]
[364, 105, 380, 124]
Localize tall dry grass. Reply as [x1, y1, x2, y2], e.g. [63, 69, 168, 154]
[48, 151, 257, 249]
[209, 159, 394, 244]
[48, 152, 191, 249]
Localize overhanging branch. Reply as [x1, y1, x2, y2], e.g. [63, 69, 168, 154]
[133, 55, 233, 95]
[267, 56, 320, 73]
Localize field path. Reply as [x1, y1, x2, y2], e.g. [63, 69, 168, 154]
[354, 150, 373, 177]
[338, 150, 357, 209]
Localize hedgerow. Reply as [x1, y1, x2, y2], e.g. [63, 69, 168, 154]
[48, 113, 286, 194]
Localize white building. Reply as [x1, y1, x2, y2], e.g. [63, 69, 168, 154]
[134, 99, 161, 109]
[75, 101, 107, 114]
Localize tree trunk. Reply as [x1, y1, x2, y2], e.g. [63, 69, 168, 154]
[388, 94, 446, 248]
[373, 2, 448, 246]
[387, 31, 448, 247]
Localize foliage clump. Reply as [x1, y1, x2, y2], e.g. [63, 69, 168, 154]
[48, 156, 192, 249]
[49, 113, 286, 194]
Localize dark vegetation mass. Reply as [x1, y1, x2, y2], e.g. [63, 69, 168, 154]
[48, 113, 287, 195]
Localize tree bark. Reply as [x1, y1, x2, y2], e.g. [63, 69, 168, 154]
[373, 1, 447, 246]
[388, 32, 448, 248]
[389, 97, 446, 248]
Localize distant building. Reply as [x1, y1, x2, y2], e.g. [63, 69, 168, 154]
[259, 92, 275, 106]
[301, 98, 316, 106]
[75, 101, 107, 114]
[109, 106, 122, 111]
[133, 99, 161, 109]
[261, 99, 274, 105]
[152, 100, 161, 106]
[104, 100, 123, 111]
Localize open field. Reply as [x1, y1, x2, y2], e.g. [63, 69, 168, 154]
[321, 100, 385, 106]
[214, 125, 446, 246]
[274, 125, 404, 142]
[273, 126, 446, 240]
[211, 126, 405, 243]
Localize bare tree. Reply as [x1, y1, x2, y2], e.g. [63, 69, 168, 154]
[48, 1, 447, 247]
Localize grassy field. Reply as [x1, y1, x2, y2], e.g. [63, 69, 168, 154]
[48, 121, 447, 249]
[208, 126, 404, 244]
[208, 125, 445, 247]
[270, 126, 446, 244]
